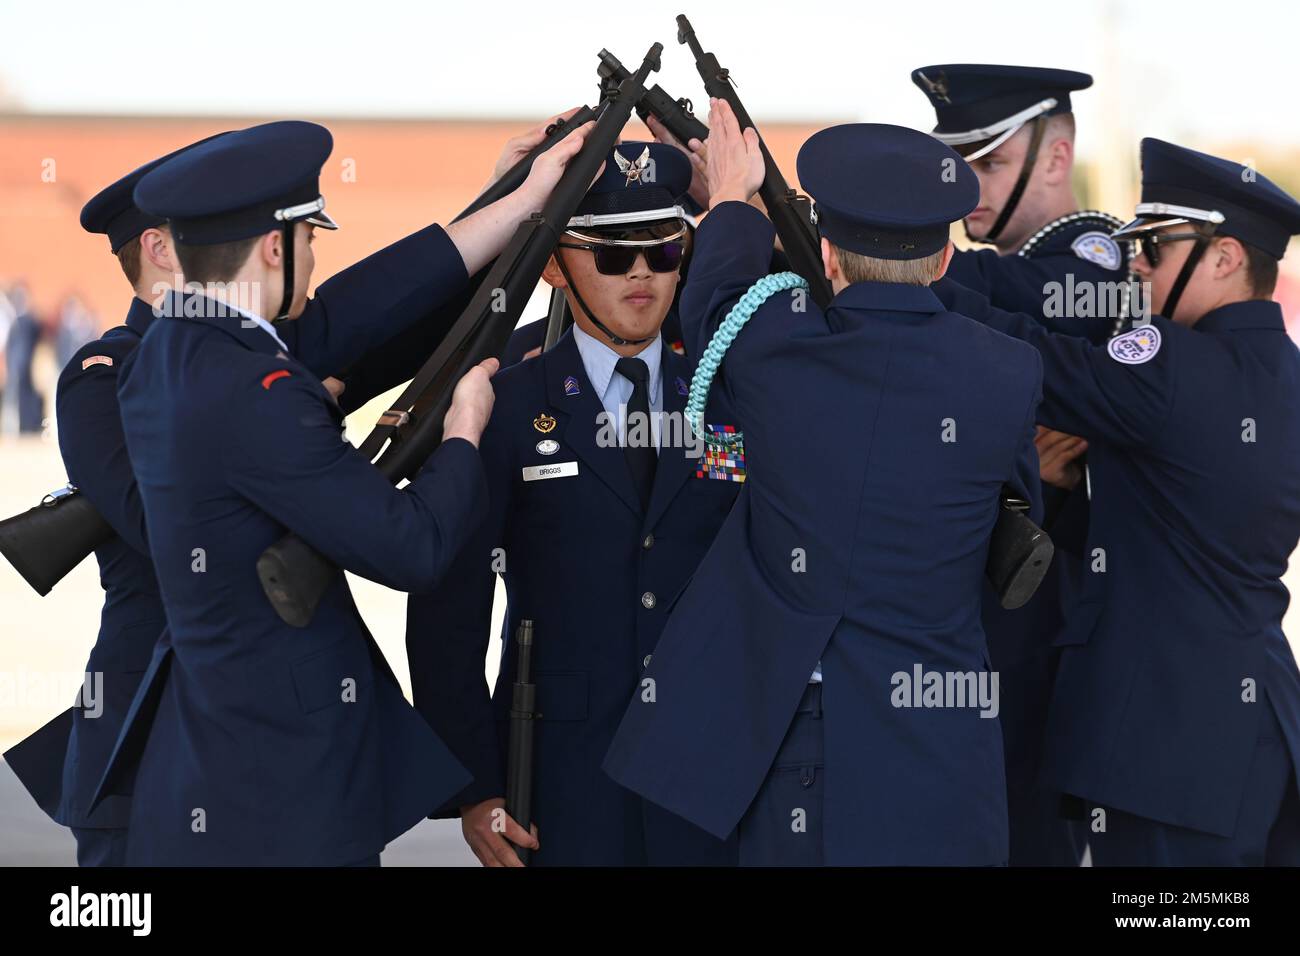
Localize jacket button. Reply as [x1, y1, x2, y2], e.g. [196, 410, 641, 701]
[641, 591, 656, 609]
[643, 654, 653, 667]
[642, 534, 655, 550]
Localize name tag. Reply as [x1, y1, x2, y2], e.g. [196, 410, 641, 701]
[522, 461, 579, 482]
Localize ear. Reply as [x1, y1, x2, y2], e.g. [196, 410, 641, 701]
[260, 229, 282, 268]
[1211, 235, 1248, 282]
[820, 236, 839, 283]
[1041, 136, 1073, 187]
[933, 240, 956, 281]
[138, 227, 175, 273]
[541, 252, 568, 290]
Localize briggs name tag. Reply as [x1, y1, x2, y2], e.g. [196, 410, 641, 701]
[522, 461, 579, 482]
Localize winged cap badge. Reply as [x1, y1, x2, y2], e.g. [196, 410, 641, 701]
[614, 146, 652, 187]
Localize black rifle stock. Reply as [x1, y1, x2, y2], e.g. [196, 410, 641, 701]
[987, 492, 1055, 609]
[0, 486, 114, 596]
[675, 14, 832, 308]
[505, 618, 537, 864]
[257, 44, 665, 627]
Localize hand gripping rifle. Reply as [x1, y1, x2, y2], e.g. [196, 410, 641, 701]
[675, 14, 832, 309]
[333, 105, 600, 414]
[0, 110, 602, 599]
[256, 44, 665, 627]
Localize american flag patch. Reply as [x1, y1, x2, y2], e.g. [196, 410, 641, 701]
[81, 355, 113, 370]
[695, 424, 746, 482]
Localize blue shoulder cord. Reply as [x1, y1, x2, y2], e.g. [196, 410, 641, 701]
[685, 271, 810, 441]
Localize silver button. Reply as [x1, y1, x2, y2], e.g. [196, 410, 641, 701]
[642, 534, 655, 550]
[641, 591, 656, 609]
[643, 654, 653, 667]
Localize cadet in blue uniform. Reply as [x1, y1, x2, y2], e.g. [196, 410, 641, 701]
[604, 103, 1043, 866]
[89, 119, 589, 866]
[912, 64, 1130, 331]
[407, 143, 740, 866]
[2, 139, 216, 866]
[936, 138, 1300, 865]
[911, 64, 1130, 865]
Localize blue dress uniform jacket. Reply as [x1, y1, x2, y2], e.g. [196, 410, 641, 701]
[946, 214, 1126, 864]
[937, 278, 1300, 841]
[406, 329, 740, 865]
[97, 224, 486, 865]
[3, 298, 164, 840]
[604, 201, 1044, 864]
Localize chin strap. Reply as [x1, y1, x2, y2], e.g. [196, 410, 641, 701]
[979, 116, 1048, 246]
[553, 255, 655, 347]
[274, 221, 295, 321]
[1161, 223, 1217, 322]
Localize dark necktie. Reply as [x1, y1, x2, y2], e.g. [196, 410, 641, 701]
[615, 356, 656, 510]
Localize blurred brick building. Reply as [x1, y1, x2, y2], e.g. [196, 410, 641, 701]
[0, 115, 821, 332]
[1, 114, 1297, 342]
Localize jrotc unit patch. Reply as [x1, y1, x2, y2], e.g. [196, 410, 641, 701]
[1107, 324, 1162, 364]
[1071, 230, 1123, 270]
[695, 424, 746, 482]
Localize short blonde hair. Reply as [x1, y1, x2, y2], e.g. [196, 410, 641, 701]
[833, 244, 947, 286]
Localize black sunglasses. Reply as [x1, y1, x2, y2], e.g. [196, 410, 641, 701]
[1136, 231, 1204, 267]
[556, 239, 686, 276]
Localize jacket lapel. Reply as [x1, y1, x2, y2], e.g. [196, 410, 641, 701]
[643, 350, 696, 530]
[542, 331, 642, 517]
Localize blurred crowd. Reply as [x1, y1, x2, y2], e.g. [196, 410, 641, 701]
[0, 283, 98, 436]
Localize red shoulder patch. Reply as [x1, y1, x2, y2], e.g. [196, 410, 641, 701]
[261, 369, 292, 390]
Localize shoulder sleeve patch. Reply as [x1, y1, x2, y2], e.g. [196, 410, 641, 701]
[1071, 231, 1122, 271]
[261, 369, 293, 390]
[1107, 324, 1162, 365]
[81, 354, 114, 370]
